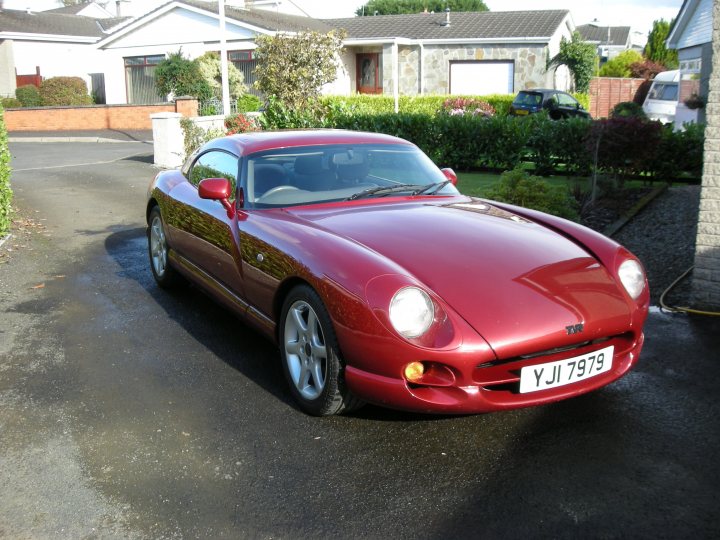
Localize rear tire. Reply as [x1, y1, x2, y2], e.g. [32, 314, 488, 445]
[279, 285, 364, 416]
[147, 206, 181, 288]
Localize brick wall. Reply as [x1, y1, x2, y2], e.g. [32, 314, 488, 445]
[3, 98, 198, 131]
[588, 77, 646, 118]
[692, 0, 720, 310]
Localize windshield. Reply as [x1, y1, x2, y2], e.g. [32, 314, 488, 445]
[243, 143, 458, 208]
[648, 83, 678, 101]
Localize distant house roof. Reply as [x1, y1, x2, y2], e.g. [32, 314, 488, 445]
[167, 0, 332, 33]
[0, 8, 129, 40]
[46, 2, 113, 17]
[577, 24, 630, 46]
[325, 10, 571, 41]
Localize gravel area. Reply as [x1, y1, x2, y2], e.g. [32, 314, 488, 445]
[612, 185, 701, 305]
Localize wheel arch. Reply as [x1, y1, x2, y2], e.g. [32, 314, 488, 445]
[273, 276, 314, 339]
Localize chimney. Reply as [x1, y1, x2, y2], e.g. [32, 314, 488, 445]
[441, 8, 451, 27]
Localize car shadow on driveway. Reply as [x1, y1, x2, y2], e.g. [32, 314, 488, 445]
[103, 226, 298, 411]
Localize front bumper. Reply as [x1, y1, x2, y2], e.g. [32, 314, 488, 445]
[344, 331, 645, 414]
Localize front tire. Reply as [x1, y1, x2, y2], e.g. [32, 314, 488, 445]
[147, 206, 180, 288]
[279, 285, 363, 416]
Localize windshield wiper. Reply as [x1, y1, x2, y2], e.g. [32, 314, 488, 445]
[346, 183, 421, 201]
[412, 180, 451, 196]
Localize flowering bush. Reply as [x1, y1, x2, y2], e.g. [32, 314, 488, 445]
[224, 113, 259, 134]
[441, 97, 495, 117]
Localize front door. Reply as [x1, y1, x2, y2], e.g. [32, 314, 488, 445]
[356, 53, 381, 94]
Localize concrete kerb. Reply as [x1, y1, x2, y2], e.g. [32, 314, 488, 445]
[8, 137, 153, 144]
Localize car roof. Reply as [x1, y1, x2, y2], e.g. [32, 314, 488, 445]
[519, 89, 567, 94]
[204, 129, 415, 156]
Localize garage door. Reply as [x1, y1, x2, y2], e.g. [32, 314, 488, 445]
[450, 61, 514, 95]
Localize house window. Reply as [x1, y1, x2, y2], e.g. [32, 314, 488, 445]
[229, 50, 260, 96]
[124, 55, 165, 104]
[356, 53, 381, 94]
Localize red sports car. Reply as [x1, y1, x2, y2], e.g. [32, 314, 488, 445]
[146, 130, 649, 416]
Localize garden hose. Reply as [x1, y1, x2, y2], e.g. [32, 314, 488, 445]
[659, 266, 720, 316]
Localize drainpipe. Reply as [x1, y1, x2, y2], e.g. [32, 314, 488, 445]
[393, 39, 399, 113]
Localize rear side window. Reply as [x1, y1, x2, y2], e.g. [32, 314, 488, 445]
[513, 92, 542, 106]
[648, 83, 678, 101]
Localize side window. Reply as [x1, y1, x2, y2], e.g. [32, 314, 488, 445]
[188, 150, 239, 199]
[557, 93, 577, 107]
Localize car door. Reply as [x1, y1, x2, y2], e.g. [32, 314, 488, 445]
[556, 92, 582, 118]
[171, 149, 245, 296]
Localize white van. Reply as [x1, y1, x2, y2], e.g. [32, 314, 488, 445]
[643, 70, 679, 124]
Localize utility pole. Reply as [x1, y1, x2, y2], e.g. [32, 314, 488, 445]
[219, 0, 231, 116]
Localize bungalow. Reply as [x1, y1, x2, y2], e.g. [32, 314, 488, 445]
[576, 23, 644, 65]
[1, 0, 577, 106]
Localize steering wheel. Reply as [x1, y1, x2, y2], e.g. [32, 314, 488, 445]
[259, 185, 300, 200]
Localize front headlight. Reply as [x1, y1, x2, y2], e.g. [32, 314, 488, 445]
[389, 287, 434, 338]
[618, 259, 645, 300]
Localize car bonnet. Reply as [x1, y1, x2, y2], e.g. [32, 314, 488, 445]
[287, 199, 633, 359]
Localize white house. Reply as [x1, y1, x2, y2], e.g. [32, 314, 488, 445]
[1, 1, 577, 106]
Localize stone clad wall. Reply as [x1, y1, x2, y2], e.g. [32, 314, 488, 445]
[692, 0, 720, 309]
[384, 43, 552, 96]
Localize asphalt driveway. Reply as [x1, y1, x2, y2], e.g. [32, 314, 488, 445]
[1, 141, 719, 539]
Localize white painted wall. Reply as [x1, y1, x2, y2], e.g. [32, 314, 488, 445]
[12, 40, 105, 94]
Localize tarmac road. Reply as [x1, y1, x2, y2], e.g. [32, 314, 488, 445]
[1, 141, 719, 539]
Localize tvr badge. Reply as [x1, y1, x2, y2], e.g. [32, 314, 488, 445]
[565, 323, 584, 335]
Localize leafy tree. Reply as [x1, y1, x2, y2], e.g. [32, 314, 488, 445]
[548, 32, 597, 94]
[195, 52, 246, 99]
[599, 49, 643, 77]
[644, 19, 679, 69]
[155, 50, 212, 100]
[356, 0, 488, 16]
[630, 59, 666, 80]
[253, 30, 346, 110]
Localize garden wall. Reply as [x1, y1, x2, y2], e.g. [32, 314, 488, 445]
[589, 77, 646, 119]
[3, 97, 198, 131]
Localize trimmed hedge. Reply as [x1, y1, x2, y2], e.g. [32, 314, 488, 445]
[258, 97, 704, 180]
[39, 77, 93, 106]
[16, 84, 42, 107]
[0, 103, 12, 235]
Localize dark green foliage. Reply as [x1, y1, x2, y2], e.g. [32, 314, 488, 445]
[610, 101, 648, 120]
[236, 93, 262, 113]
[484, 168, 579, 220]
[587, 117, 663, 182]
[356, 0, 488, 15]
[548, 32, 597, 93]
[155, 50, 213, 100]
[644, 19, 679, 69]
[39, 77, 93, 106]
[15, 85, 42, 107]
[1, 98, 22, 108]
[652, 123, 705, 182]
[0, 103, 11, 235]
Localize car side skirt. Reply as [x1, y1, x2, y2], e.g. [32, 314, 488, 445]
[168, 250, 276, 340]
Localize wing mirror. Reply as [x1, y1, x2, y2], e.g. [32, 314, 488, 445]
[440, 168, 457, 186]
[199, 177, 235, 218]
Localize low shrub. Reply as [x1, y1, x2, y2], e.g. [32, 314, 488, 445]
[0, 103, 12, 235]
[179, 117, 224, 159]
[39, 77, 93, 106]
[15, 84, 42, 107]
[236, 93, 262, 113]
[484, 168, 579, 221]
[610, 101, 647, 120]
[225, 113, 259, 134]
[440, 97, 495, 117]
[1, 98, 22, 109]
[318, 94, 516, 116]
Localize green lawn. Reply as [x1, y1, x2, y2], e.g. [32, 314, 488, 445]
[456, 171, 652, 198]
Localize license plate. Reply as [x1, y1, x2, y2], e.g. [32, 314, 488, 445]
[519, 345, 614, 393]
[515, 109, 529, 115]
